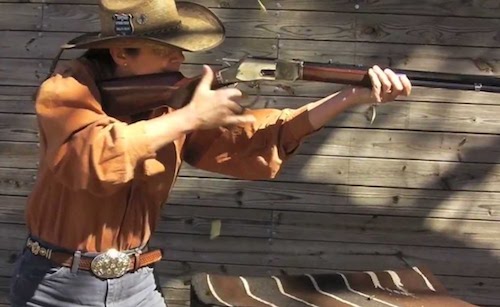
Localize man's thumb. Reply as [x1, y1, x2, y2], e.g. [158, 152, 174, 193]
[198, 65, 214, 89]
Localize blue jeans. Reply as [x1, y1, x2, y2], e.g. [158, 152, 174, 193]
[9, 249, 166, 307]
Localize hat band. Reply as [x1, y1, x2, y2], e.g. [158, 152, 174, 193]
[60, 20, 182, 50]
[106, 14, 182, 37]
[134, 20, 182, 37]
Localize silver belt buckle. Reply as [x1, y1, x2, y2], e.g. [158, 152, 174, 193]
[90, 249, 131, 279]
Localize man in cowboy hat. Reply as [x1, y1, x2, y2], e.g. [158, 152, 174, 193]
[10, 0, 411, 306]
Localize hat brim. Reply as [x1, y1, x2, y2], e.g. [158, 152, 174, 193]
[62, 2, 225, 52]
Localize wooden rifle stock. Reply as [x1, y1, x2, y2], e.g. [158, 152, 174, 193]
[97, 57, 500, 117]
[98, 63, 243, 117]
[99, 72, 212, 117]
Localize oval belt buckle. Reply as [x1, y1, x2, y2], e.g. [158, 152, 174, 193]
[91, 249, 131, 279]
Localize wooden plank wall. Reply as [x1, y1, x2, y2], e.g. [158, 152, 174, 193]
[1, 0, 499, 306]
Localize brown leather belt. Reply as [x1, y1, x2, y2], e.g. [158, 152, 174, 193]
[26, 238, 162, 278]
[52, 249, 163, 271]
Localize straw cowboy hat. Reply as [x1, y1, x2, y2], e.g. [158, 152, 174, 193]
[62, 0, 225, 52]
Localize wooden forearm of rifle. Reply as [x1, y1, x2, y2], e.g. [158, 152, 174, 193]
[302, 63, 372, 87]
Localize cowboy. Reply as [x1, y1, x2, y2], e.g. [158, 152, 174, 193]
[10, 0, 411, 306]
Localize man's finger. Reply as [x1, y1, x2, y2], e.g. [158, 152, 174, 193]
[385, 69, 404, 93]
[197, 65, 214, 90]
[373, 65, 392, 94]
[218, 87, 243, 100]
[368, 68, 382, 103]
[400, 74, 412, 96]
[224, 114, 256, 126]
[226, 100, 246, 115]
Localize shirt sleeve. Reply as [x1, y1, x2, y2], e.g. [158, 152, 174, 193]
[35, 60, 156, 195]
[183, 105, 318, 180]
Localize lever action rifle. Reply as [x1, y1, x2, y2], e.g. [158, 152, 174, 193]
[98, 57, 500, 118]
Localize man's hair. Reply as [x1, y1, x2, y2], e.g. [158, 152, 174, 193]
[80, 48, 140, 80]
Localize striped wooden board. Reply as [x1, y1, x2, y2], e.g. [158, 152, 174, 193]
[191, 266, 476, 307]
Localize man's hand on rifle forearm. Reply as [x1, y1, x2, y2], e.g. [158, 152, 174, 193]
[360, 65, 412, 104]
[306, 65, 412, 130]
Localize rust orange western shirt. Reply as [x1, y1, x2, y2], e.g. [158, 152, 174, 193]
[26, 59, 317, 252]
